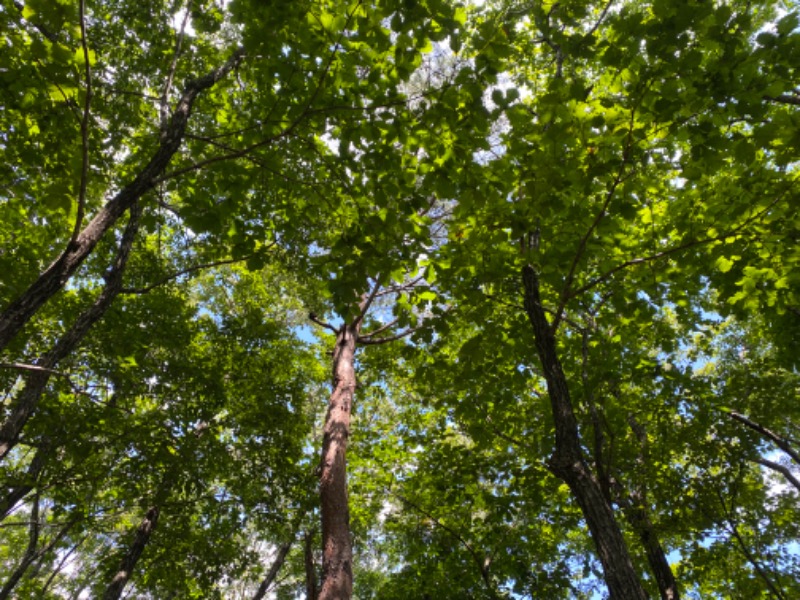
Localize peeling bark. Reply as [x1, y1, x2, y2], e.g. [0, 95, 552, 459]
[522, 265, 647, 600]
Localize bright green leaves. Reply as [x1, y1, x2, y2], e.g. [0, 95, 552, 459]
[715, 255, 737, 274]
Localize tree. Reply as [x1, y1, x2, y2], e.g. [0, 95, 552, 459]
[2, 0, 800, 598]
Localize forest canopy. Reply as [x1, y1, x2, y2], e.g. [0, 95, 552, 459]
[1, 0, 799, 598]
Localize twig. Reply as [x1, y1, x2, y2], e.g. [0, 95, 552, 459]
[565, 190, 789, 303]
[553, 108, 639, 331]
[765, 94, 800, 106]
[120, 254, 265, 295]
[161, 0, 193, 133]
[357, 327, 416, 345]
[586, 0, 614, 37]
[358, 318, 400, 340]
[354, 276, 383, 328]
[0, 363, 70, 378]
[71, 0, 93, 245]
[308, 313, 339, 335]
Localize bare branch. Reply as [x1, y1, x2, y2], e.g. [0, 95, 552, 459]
[309, 313, 339, 335]
[353, 276, 383, 328]
[586, 0, 614, 38]
[357, 327, 416, 345]
[729, 411, 800, 467]
[753, 457, 800, 494]
[0, 363, 70, 378]
[553, 111, 638, 331]
[0, 47, 246, 354]
[358, 318, 400, 340]
[373, 275, 427, 298]
[718, 490, 788, 600]
[386, 487, 493, 589]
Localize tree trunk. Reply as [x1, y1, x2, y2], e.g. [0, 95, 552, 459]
[305, 530, 318, 600]
[521, 265, 647, 600]
[0, 48, 244, 355]
[0, 441, 47, 519]
[102, 505, 160, 600]
[620, 496, 679, 600]
[318, 322, 360, 600]
[0, 204, 140, 461]
[0, 493, 41, 600]
[252, 540, 292, 600]
[623, 416, 679, 600]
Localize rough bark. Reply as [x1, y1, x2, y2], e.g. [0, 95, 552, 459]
[102, 505, 160, 600]
[620, 495, 678, 600]
[0, 204, 140, 460]
[252, 540, 292, 600]
[318, 321, 360, 600]
[521, 265, 647, 600]
[0, 48, 245, 355]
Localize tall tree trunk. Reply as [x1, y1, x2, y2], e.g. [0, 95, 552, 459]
[252, 540, 292, 600]
[521, 265, 647, 600]
[318, 321, 360, 600]
[102, 505, 160, 600]
[0, 48, 244, 355]
[0, 204, 140, 461]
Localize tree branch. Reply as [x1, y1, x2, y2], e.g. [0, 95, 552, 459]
[729, 411, 800, 467]
[386, 487, 496, 595]
[309, 313, 339, 335]
[357, 327, 416, 345]
[358, 318, 400, 340]
[0, 363, 71, 378]
[566, 190, 788, 303]
[252, 539, 292, 600]
[0, 205, 141, 460]
[553, 111, 638, 332]
[161, 0, 193, 133]
[353, 276, 383, 329]
[71, 0, 93, 244]
[120, 253, 265, 295]
[0, 47, 246, 354]
[718, 490, 787, 600]
[753, 457, 800, 494]
[765, 94, 800, 106]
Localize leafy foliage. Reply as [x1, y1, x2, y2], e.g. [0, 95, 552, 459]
[1, 0, 799, 598]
